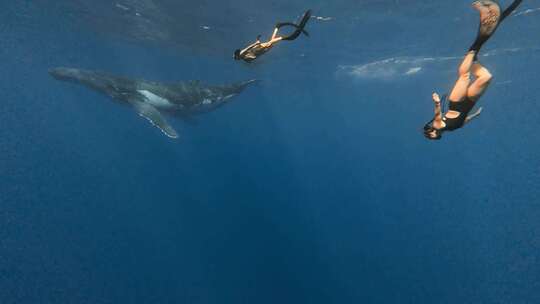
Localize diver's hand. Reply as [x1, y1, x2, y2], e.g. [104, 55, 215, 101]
[432, 92, 441, 104]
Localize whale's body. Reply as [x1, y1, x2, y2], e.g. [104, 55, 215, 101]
[49, 67, 257, 138]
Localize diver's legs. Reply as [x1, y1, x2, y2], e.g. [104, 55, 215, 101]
[458, 50, 476, 75]
[270, 27, 279, 40]
[448, 51, 476, 101]
[467, 63, 493, 100]
[470, 62, 490, 78]
[460, 0, 521, 99]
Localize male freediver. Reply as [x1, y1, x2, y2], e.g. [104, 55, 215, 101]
[424, 0, 523, 140]
[234, 10, 312, 62]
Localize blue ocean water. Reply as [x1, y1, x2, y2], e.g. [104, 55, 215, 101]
[1, 0, 539, 303]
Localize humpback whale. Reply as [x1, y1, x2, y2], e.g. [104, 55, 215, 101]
[49, 67, 257, 138]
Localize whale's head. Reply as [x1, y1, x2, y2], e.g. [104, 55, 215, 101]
[49, 67, 116, 93]
[49, 67, 126, 97]
[48, 67, 88, 82]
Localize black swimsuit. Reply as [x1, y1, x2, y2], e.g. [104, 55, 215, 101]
[441, 98, 477, 131]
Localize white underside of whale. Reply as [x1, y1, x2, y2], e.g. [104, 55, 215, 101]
[137, 89, 174, 109]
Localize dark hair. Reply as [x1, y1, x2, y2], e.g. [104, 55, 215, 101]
[233, 49, 241, 60]
[423, 120, 443, 140]
[423, 127, 442, 140]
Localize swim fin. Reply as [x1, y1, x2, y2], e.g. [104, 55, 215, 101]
[276, 23, 309, 37]
[469, 0, 501, 53]
[469, 0, 523, 54]
[277, 10, 312, 41]
[501, 0, 523, 21]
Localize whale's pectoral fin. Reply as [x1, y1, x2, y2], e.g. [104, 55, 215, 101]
[129, 99, 179, 139]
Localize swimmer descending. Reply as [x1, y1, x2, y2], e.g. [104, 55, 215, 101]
[234, 10, 312, 62]
[424, 0, 523, 140]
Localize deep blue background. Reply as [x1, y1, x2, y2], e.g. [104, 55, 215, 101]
[1, 1, 539, 303]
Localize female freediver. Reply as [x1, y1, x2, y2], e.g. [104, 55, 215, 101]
[234, 10, 312, 62]
[424, 0, 522, 140]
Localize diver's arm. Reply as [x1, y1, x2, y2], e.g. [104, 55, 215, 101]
[465, 107, 483, 124]
[432, 93, 444, 129]
[257, 37, 283, 49]
[241, 41, 260, 52]
[267, 36, 283, 45]
[262, 28, 283, 47]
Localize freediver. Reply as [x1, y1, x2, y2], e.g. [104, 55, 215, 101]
[234, 10, 312, 62]
[424, 0, 523, 140]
